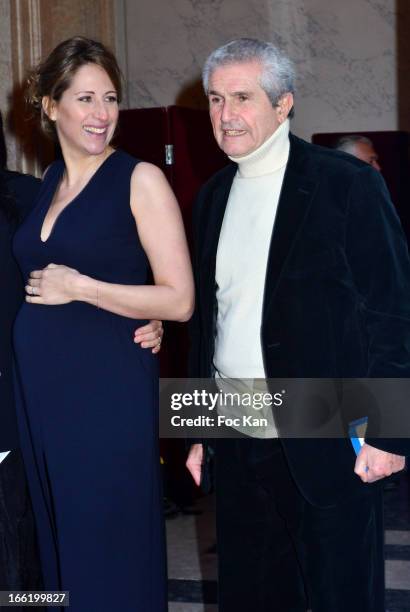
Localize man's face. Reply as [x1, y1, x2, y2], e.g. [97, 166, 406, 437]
[207, 61, 293, 157]
[353, 142, 381, 172]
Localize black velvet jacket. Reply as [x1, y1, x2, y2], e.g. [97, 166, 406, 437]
[0, 170, 40, 451]
[189, 134, 410, 507]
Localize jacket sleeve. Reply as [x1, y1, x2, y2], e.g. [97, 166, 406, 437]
[6, 171, 41, 219]
[344, 166, 410, 455]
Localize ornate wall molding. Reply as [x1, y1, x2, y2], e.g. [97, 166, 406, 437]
[9, 0, 43, 173]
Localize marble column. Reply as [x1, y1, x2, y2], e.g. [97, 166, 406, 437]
[0, 1, 16, 169]
[3, 0, 115, 173]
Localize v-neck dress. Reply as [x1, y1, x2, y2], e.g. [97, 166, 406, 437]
[12, 150, 167, 611]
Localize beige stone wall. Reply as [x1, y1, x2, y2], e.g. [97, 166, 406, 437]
[117, 0, 406, 141]
[2, 0, 408, 170]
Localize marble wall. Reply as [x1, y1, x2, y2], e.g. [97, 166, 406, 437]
[1, 0, 407, 170]
[119, 0, 405, 141]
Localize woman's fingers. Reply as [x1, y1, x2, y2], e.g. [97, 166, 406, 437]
[29, 270, 43, 279]
[27, 279, 41, 288]
[25, 284, 40, 296]
[25, 295, 43, 304]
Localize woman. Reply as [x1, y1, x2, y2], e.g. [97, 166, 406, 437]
[13, 37, 193, 611]
[0, 145, 163, 600]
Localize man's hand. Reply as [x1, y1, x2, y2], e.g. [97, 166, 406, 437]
[134, 320, 163, 353]
[354, 443, 405, 483]
[186, 443, 203, 486]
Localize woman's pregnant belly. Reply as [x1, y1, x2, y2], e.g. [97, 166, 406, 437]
[13, 302, 159, 449]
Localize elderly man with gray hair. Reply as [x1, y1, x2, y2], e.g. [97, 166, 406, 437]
[335, 134, 381, 171]
[186, 38, 410, 612]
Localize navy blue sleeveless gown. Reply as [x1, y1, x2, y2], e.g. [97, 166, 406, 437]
[13, 151, 167, 611]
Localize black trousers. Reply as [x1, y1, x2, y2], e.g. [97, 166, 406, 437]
[0, 450, 43, 593]
[214, 437, 384, 612]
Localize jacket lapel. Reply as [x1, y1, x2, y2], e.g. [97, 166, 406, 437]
[201, 165, 237, 264]
[262, 134, 319, 321]
[199, 165, 236, 324]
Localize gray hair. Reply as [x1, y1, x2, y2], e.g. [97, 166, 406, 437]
[334, 134, 373, 154]
[202, 38, 295, 111]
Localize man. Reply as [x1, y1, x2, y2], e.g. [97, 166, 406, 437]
[186, 38, 410, 612]
[335, 134, 381, 171]
[0, 166, 43, 596]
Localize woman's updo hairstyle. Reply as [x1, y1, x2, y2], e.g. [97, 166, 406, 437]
[26, 36, 123, 138]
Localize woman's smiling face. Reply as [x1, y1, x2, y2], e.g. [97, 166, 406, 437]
[44, 62, 119, 159]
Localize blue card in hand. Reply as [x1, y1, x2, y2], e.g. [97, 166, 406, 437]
[348, 416, 368, 456]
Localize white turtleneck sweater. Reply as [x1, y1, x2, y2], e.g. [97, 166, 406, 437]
[214, 119, 290, 379]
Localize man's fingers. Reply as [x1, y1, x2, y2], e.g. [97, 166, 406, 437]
[192, 467, 201, 486]
[363, 468, 390, 484]
[356, 467, 386, 484]
[186, 460, 202, 486]
[354, 446, 368, 481]
[136, 331, 159, 342]
[134, 326, 153, 338]
[134, 333, 163, 347]
[354, 444, 407, 484]
[136, 329, 164, 341]
[391, 457, 406, 473]
[186, 445, 203, 486]
[134, 322, 164, 353]
[134, 320, 163, 336]
[134, 322, 163, 343]
[354, 458, 369, 483]
[25, 284, 41, 296]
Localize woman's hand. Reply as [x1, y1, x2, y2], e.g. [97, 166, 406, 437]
[25, 263, 81, 305]
[134, 320, 164, 354]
